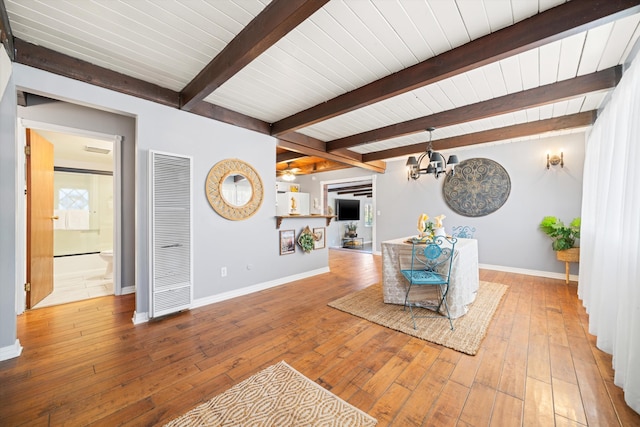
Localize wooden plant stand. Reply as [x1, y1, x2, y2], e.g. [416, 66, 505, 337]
[556, 247, 580, 284]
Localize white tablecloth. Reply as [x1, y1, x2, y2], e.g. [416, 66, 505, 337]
[381, 236, 479, 319]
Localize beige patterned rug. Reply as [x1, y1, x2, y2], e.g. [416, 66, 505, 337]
[163, 361, 377, 427]
[329, 281, 508, 356]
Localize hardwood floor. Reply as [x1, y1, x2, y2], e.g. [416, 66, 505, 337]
[1, 249, 639, 426]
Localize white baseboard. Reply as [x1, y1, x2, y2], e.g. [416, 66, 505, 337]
[479, 263, 578, 282]
[121, 286, 135, 295]
[0, 339, 23, 361]
[191, 267, 330, 310]
[131, 267, 331, 324]
[132, 311, 149, 325]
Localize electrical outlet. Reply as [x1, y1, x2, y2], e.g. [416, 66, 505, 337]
[221, 267, 227, 277]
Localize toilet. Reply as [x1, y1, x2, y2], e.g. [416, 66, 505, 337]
[99, 250, 113, 279]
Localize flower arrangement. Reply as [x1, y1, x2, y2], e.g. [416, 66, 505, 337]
[346, 222, 358, 237]
[417, 213, 446, 238]
[539, 216, 581, 251]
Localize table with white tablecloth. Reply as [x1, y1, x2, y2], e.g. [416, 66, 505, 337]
[381, 236, 479, 319]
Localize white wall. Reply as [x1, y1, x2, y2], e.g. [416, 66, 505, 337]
[8, 63, 330, 324]
[297, 132, 586, 277]
[0, 48, 20, 356]
[1, 61, 585, 356]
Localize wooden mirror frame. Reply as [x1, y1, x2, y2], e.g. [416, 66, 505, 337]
[206, 158, 264, 220]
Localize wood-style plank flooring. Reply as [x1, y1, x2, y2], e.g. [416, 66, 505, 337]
[1, 249, 639, 426]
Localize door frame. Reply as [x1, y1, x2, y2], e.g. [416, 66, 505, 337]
[16, 119, 123, 314]
[319, 174, 377, 253]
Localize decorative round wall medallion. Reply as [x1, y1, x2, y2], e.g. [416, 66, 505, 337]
[206, 158, 264, 220]
[443, 158, 511, 217]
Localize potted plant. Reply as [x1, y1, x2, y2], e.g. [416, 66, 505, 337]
[346, 222, 358, 237]
[539, 216, 581, 283]
[539, 216, 581, 251]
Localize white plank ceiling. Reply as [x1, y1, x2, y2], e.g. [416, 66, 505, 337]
[5, 0, 640, 167]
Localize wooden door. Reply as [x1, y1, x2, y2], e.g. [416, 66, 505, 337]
[26, 129, 55, 308]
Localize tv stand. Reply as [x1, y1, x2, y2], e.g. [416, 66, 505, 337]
[342, 237, 364, 249]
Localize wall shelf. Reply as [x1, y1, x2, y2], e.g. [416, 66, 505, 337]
[275, 215, 335, 229]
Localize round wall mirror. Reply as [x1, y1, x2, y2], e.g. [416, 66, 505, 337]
[206, 159, 263, 220]
[221, 174, 252, 207]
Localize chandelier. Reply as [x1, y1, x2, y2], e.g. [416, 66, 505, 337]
[406, 127, 459, 180]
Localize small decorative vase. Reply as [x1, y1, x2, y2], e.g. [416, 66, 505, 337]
[434, 227, 446, 238]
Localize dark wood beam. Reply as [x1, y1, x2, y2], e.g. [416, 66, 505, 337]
[0, 0, 14, 60]
[330, 184, 373, 193]
[276, 151, 307, 163]
[188, 101, 270, 134]
[329, 67, 620, 152]
[271, 0, 640, 135]
[278, 134, 386, 173]
[13, 37, 273, 135]
[362, 111, 597, 162]
[16, 90, 26, 106]
[14, 38, 179, 107]
[180, 0, 328, 111]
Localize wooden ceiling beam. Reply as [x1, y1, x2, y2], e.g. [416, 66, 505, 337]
[279, 160, 348, 175]
[180, 0, 328, 111]
[13, 37, 273, 134]
[276, 151, 307, 164]
[270, 0, 640, 136]
[329, 67, 620, 152]
[362, 111, 597, 162]
[329, 184, 373, 193]
[277, 134, 386, 173]
[188, 101, 271, 134]
[14, 38, 180, 107]
[0, 0, 14, 60]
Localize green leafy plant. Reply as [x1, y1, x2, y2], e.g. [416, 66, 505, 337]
[539, 216, 581, 251]
[298, 231, 315, 253]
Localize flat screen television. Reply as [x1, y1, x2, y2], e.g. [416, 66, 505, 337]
[336, 199, 360, 221]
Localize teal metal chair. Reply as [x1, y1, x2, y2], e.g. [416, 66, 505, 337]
[451, 225, 476, 239]
[401, 236, 457, 330]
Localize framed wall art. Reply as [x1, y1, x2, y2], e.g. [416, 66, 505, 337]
[279, 229, 295, 255]
[313, 227, 326, 250]
[443, 158, 511, 217]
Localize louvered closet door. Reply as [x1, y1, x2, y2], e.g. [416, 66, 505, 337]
[149, 151, 192, 318]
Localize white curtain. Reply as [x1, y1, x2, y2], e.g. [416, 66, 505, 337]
[579, 55, 640, 414]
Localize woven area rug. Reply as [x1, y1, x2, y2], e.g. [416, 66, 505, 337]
[328, 281, 508, 355]
[163, 360, 377, 427]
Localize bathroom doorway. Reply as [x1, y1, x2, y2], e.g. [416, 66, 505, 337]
[24, 126, 119, 309]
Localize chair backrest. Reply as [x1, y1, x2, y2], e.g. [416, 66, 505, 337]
[410, 236, 457, 280]
[451, 225, 476, 239]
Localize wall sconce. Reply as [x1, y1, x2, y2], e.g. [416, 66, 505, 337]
[406, 127, 459, 180]
[546, 151, 564, 169]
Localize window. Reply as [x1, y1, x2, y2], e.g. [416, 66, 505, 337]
[58, 188, 89, 210]
[364, 203, 373, 227]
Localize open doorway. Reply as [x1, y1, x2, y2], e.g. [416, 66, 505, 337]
[321, 176, 376, 254]
[24, 126, 120, 309]
[14, 93, 135, 319]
